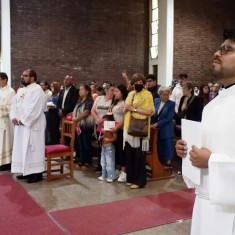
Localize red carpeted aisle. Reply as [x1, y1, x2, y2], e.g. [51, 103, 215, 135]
[0, 174, 65, 235]
[51, 188, 195, 235]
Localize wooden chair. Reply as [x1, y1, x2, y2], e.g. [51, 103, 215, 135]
[45, 118, 76, 181]
[146, 129, 174, 180]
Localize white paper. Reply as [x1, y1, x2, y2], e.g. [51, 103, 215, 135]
[181, 119, 201, 186]
[103, 121, 116, 130]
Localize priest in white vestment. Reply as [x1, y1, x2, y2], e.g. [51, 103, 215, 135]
[0, 73, 15, 170]
[10, 69, 47, 183]
[176, 29, 235, 235]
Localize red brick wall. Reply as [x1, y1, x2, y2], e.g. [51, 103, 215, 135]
[173, 0, 235, 84]
[11, 0, 149, 88]
[9, 0, 235, 88]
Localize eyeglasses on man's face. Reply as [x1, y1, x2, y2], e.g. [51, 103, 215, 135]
[21, 74, 29, 78]
[217, 44, 235, 55]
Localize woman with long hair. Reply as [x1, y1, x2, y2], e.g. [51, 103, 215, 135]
[109, 84, 128, 182]
[73, 84, 95, 168]
[91, 83, 115, 172]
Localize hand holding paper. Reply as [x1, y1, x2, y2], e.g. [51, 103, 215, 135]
[181, 119, 202, 186]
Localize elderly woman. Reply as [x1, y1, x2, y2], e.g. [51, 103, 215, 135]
[175, 81, 203, 137]
[123, 73, 155, 189]
[151, 86, 175, 166]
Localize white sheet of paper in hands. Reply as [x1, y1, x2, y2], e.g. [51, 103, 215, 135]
[181, 119, 201, 187]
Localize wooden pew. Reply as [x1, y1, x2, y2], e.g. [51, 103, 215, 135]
[146, 128, 174, 180]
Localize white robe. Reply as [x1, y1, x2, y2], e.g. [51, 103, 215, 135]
[10, 83, 47, 175]
[0, 85, 15, 165]
[190, 85, 235, 235]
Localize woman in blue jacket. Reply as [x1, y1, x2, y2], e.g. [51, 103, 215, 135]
[151, 86, 175, 166]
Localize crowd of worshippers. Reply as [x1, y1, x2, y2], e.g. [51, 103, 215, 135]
[0, 70, 220, 186]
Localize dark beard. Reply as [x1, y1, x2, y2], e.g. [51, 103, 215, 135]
[21, 80, 30, 87]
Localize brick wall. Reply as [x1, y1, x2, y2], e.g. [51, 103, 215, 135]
[173, 0, 235, 84]
[11, 0, 149, 89]
[9, 0, 235, 88]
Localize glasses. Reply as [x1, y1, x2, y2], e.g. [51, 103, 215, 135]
[218, 45, 235, 55]
[21, 74, 29, 78]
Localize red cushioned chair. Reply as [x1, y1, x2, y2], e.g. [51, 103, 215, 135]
[45, 119, 76, 181]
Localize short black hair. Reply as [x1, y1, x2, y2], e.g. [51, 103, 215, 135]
[223, 29, 235, 41]
[179, 73, 188, 79]
[102, 113, 115, 121]
[146, 74, 157, 81]
[0, 72, 8, 81]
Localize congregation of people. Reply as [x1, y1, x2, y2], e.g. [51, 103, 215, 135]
[0, 69, 221, 187]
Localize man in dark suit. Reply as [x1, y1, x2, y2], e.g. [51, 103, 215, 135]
[57, 75, 78, 117]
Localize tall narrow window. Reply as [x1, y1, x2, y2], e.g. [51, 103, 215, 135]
[150, 0, 159, 59]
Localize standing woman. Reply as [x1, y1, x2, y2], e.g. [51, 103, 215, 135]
[73, 84, 94, 168]
[46, 82, 61, 144]
[175, 81, 203, 138]
[123, 73, 155, 189]
[151, 86, 175, 166]
[110, 84, 128, 182]
[199, 84, 210, 108]
[91, 83, 115, 172]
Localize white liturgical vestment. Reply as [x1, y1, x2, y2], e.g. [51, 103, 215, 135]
[10, 83, 47, 175]
[0, 85, 15, 165]
[190, 85, 235, 235]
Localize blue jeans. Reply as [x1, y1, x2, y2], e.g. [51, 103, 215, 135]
[100, 145, 115, 180]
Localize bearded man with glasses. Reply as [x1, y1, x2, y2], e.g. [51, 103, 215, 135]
[10, 69, 47, 183]
[176, 29, 235, 235]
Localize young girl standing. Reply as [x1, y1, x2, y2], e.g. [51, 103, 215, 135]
[98, 114, 117, 182]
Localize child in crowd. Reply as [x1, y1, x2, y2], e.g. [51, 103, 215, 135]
[98, 113, 117, 182]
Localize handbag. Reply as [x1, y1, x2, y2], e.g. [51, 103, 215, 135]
[127, 93, 148, 137]
[128, 115, 148, 137]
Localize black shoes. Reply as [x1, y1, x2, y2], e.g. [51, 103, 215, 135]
[0, 163, 11, 171]
[16, 173, 43, 183]
[16, 174, 32, 180]
[27, 173, 43, 183]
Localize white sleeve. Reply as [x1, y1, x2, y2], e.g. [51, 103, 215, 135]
[209, 153, 235, 207]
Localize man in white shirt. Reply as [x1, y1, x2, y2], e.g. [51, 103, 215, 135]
[176, 29, 235, 235]
[40, 80, 52, 100]
[10, 69, 47, 183]
[0, 73, 15, 171]
[170, 73, 188, 112]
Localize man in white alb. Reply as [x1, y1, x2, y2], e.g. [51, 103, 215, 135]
[176, 29, 235, 235]
[0, 73, 15, 171]
[10, 69, 47, 183]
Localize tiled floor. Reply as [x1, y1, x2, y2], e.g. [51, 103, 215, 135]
[5, 164, 192, 235]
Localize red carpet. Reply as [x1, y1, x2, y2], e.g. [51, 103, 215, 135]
[0, 174, 64, 235]
[51, 188, 195, 235]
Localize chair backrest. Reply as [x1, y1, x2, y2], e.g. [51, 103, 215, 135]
[60, 118, 76, 151]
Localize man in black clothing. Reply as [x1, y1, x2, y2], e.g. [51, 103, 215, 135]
[146, 74, 161, 99]
[57, 75, 78, 117]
